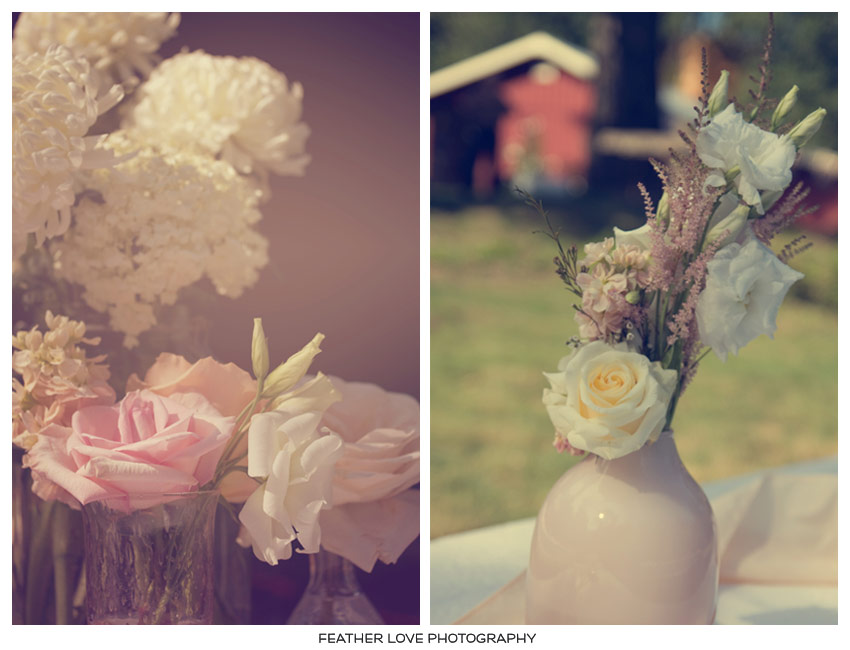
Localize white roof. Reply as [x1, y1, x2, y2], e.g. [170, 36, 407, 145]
[430, 31, 599, 98]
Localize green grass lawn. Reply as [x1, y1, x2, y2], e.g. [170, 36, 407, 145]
[430, 206, 838, 539]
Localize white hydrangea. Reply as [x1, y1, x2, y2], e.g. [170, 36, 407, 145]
[13, 12, 180, 91]
[123, 50, 310, 192]
[51, 131, 269, 348]
[12, 45, 124, 259]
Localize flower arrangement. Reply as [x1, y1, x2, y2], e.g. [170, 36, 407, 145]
[532, 28, 825, 461]
[11, 12, 419, 625]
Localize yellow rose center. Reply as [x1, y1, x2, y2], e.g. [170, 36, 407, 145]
[589, 362, 636, 406]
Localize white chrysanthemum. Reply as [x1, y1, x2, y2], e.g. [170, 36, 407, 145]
[13, 12, 180, 90]
[51, 131, 269, 348]
[12, 45, 124, 259]
[124, 50, 310, 189]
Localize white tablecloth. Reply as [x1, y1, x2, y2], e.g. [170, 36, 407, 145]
[430, 456, 838, 625]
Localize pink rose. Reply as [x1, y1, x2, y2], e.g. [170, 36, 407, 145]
[23, 389, 234, 511]
[320, 377, 419, 505]
[127, 353, 258, 503]
[127, 353, 256, 417]
[317, 377, 420, 572]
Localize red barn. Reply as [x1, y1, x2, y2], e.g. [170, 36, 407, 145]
[430, 32, 598, 200]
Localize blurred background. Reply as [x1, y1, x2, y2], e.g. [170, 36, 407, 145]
[12, 12, 420, 624]
[430, 12, 837, 539]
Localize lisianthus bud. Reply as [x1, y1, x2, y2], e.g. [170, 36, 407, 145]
[251, 318, 269, 381]
[625, 290, 641, 305]
[771, 85, 798, 131]
[788, 108, 827, 149]
[705, 202, 750, 249]
[656, 191, 670, 226]
[707, 70, 730, 118]
[262, 333, 325, 398]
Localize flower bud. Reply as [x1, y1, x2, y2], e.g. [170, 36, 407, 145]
[251, 318, 269, 381]
[625, 290, 641, 305]
[262, 333, 325, 398]
[705, 202, 750, 249]
[771, 85, 798, 130]
[788, 108, 827, 149]
[656, 191, 669, 227]
[707, 70, 730, 118]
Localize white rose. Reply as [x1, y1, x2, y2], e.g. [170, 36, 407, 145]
[542, 341, 678, 460]
[237, 410, 343, 565]
[695, 232, 804, 362]
[696, 104, 796, 214]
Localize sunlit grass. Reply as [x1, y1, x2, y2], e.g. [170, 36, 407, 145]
[430, 207, 838, 538]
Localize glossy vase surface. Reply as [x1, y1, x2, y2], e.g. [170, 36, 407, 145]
[526, 431, 717, 624]
[82, 490, 218, 625]
[287, 549, 384, 625]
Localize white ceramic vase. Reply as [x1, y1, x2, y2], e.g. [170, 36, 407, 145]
[526, 430, 718, 624]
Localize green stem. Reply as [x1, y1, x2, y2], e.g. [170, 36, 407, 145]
[25, 500, 55, 624]
[51, 504, 72, 625]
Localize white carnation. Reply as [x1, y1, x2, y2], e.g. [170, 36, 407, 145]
[123, 50, 310, 190]
[696, 104, 796, 214]
[51, 131, 268, 347]
[13, 12, 180, 91]
[695, 231, 804, 362]
[12, 45, 124, 259]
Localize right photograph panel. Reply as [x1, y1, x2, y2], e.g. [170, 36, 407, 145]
[430, 12, 837, 625]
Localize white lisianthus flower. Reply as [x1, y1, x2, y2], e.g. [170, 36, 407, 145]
[12, 45, 124, 258]
[696, 104, 796, 214]
[695, 232, 804, 362]
[52, 130, 268, 347]
[543, 341, 678, 460]
[123, 50, 310, 189]
[613, 223, 653, 251]
[237, 411, 343, 565]
[13, 12, 180, 91]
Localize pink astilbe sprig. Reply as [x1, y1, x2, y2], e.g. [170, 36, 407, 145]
[667, 234, 725, 349]
[658, 150, 719, 257]
[751, 182, 817, 245]
[777, 234, 814, 264]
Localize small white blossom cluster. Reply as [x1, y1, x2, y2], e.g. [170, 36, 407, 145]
[12, 310, 115, 450]
[12, 44, 124, 258]
[123, 50, 310, 193]
[12, 12, 180, 91]
[52, 131, 268, 348]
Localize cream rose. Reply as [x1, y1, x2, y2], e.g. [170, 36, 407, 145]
[543, 341, 678, 460]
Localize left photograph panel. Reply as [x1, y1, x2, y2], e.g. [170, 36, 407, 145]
[12, 12, 420, 625]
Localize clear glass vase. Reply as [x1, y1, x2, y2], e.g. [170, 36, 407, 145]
[526, 430, 718, 624]
[81, 490, 219, 625]
[287, 549, 384, 625]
